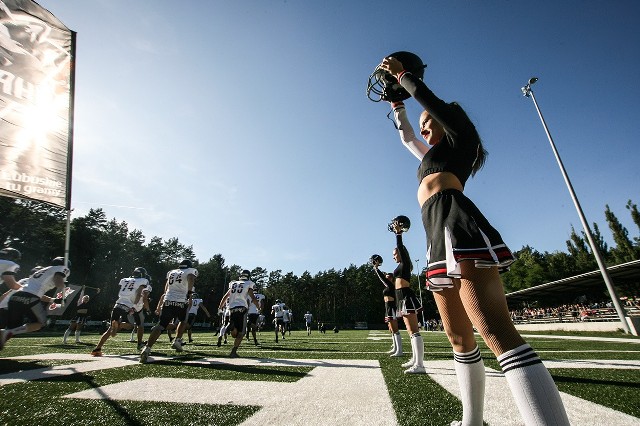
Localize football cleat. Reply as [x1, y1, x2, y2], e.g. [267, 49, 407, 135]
[171, 338, 183, 352]
[90, 348, 102, 357]
[139, 346, 150, 364]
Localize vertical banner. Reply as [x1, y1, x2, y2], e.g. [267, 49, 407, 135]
[0, 0, 75, 208]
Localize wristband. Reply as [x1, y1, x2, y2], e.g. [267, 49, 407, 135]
[391, 101, 405, 109]
[396, 70, 407, 81]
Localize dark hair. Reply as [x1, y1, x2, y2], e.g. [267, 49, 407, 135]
[450, 102, 487, 176]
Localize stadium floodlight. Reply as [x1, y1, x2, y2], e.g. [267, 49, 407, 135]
[521, 77, 631, 334]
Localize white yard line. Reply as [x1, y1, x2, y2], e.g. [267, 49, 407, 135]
[64, 358, 398, 426]
[0, 353, 140, 386]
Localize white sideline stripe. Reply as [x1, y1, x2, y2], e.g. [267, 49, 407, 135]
[521, 334, 640, 344]
[64, 358, 398, 426]
[426, 360, 640, 426]
[0, 354, 141, 386]
[543, 359, 640, 370]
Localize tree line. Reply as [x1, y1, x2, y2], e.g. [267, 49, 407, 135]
[1, 198, 639, 325]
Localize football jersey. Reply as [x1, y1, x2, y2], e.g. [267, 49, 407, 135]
[247, 293, 264, 315]
[164, 267, 198, 302]
[132, 284, 152, 312]
[0, 277, 27, 309]
[226, 279, 255, 309]
[283, 309, 291, 322]
[188, 297, 204, 315]
[20, 265, 70, 298]
[0, 259, 20, 279]
[304, 313, 313, 323]
[115, 277, 149, 308]
[272, 303, 284, 318]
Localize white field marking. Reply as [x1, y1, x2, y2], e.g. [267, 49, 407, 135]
[425, 360, 640, 426]
[521, 334, 640, 344]
[0, 353, 141, 386]
[64, 358, 398, 426]
[543, 359, 640, 369]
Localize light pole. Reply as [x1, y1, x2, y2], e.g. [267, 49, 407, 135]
[521, 77, 631, 333]
[415, 259, 426, 328]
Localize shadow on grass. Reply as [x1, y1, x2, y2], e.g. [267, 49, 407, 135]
[552, 374, 640, 388]
[146, 359, 309, 378]
[0, 358, 56, 374]
[257, 345, 339, 352]
[48, 372, 144, 425]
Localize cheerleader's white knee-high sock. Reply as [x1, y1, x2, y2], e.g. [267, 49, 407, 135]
[498, 344, 570, 426]
[411, 333, 424, 367]
[453, 346, 485, 426]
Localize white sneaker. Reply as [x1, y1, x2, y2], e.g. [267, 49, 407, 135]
[171, 339, 183, 352]
[450, 421, 462, 426]
[386, 347, 395, 354]
[404, 365, 426, 374]
[389, 351, 404, 357]
[139, 346, 150, 364]
[401, 359, 415, 368]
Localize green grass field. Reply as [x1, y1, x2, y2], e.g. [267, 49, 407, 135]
[1, 328, 639, 425]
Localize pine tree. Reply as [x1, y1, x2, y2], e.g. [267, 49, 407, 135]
[605, 204, 636, 263]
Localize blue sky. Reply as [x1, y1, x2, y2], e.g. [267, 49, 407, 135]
[38, 0, 640, 275]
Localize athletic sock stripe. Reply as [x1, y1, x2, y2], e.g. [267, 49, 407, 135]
[453, 347, 482, 364]
[499, 352, 539, 369]
[497, 346, 536, 364]
[499, 348, 541, 371]
[501, 358, 543, 373]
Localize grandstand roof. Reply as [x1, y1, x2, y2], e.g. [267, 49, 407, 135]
[505, 259, 640, 304]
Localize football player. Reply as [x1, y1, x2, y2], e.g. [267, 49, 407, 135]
[271, 299, 285, 342]
[218, 270, 260, 358]
[0, 247, 22, 291]
[140, 259, 198, 363]
[185, 289, 211, 343]
[245, 287, 264, 345]
[90, 267, 149, 356]
[1, 257, 70, 350]
[303, 311, 313, 336]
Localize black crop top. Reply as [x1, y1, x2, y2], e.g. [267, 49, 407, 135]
[374, 268, 395, 297]
[398, 72, 481, 187]
[393, 234, 412, 282]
